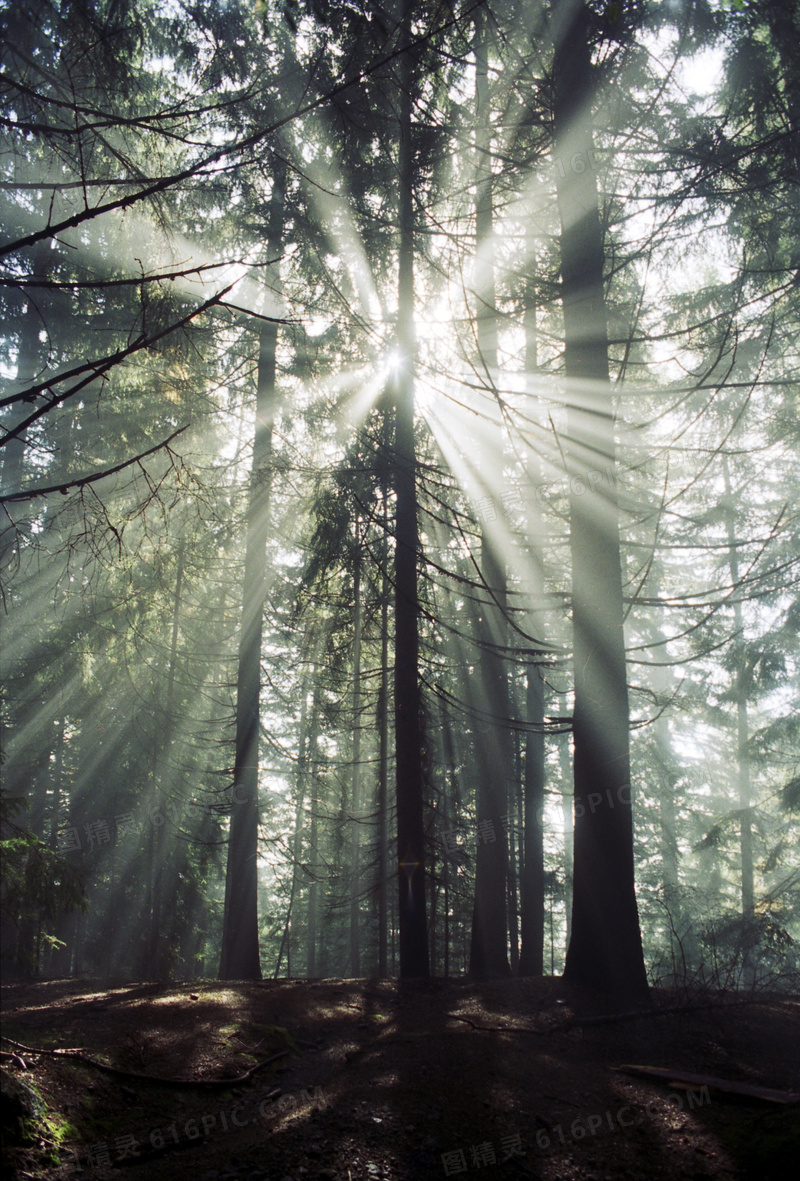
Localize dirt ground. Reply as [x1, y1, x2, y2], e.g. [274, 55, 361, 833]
[2, 977, 799, 1181]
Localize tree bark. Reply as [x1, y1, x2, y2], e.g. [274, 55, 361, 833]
[722, 455, 753, 922]
[519, 240, 546, 977]
[557, 734, 573, 955]
[147, 537, 184, 977]
[275, 670, 309, 979]
[469, 5, 511, 980]
[219, 160, 286, 980]
[306, 687, 321, 977]
[393, 0, 429, 978]
[507, 741, 520, 974]
[349, 533, 363, 976]
[649, 619, 681, 930]
[378, 479, 391, 977]
[552, 0, 648, 1002]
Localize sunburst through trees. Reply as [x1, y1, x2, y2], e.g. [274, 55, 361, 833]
[1, 0, 798, 1000]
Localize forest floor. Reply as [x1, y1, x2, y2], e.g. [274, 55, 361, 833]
[1, 976, 799, 1181]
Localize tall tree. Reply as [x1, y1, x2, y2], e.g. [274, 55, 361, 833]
[469, 5, 511, 980]
[518, 236, 546, 977]
[393, 0, 429, 978]
[377, 469, 392, 977]
[721, 454, 754, 924]
[349, 524, 364, 976]
[220, 156, 286, 980]
[552, 0, 648, 1001]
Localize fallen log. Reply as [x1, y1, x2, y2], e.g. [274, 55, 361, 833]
[613, 1064, 800, 1105]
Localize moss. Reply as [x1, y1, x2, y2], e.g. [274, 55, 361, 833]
[2, 1069, 47, 1145]
[246, 1022, 297, 1049]
[42, 1108, 80, 1145]
[1, 1070, 66, 1176]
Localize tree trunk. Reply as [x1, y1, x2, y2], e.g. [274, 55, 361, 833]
[220, 160, 286, 980]
[552, 0, 649, 1002]
[275, 671, 309, 978]
[557, 734, 573, 955]
[378, 488, 391, 977]
[722, 456, 753, 924]
[0, 244, 49, 494]
[440, 699, 461, 981]
[507, 740, 520, 974]
[519, 241, 546, 977]
[148, 537, 184, 977]
[469, 6, 511, 980]
[306, 683, 322, 976]
[393, 0, 429, 978]
[349, 534, 363, 976]
[1, 242, 50, 587]
[650, 622, 680, 925]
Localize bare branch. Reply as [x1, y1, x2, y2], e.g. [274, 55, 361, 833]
[0, 425, 189, 504]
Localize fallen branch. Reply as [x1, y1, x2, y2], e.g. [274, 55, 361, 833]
[564, 997, 762, 1029]
[0, 1036, 289, 1088]
[614, 1064, 800, 1106]
[443, 997, 762, 1037]
[445, 1013, 546, 1035]
[1, 1049, 27, 1069]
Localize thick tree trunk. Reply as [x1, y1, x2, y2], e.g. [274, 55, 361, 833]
[306, 679, 323, 976]
[469, 7, 511, 980]
[393, 0, 429, 978]
[147, 538, 184, 977]
[349, 536, 363, 976]
[507, 743, 520, 974]
[378, 489, 391, 977]
[220, 161, 285, 980]
[552, 0, 648, 1002]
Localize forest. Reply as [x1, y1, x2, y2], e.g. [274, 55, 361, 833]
[1, 1, 800, 1175]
